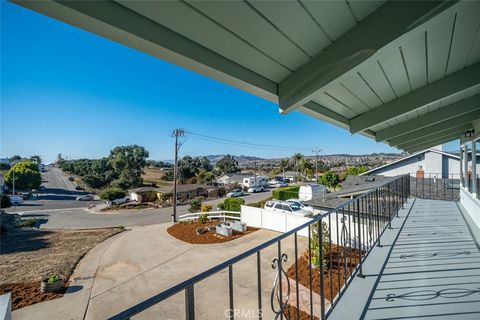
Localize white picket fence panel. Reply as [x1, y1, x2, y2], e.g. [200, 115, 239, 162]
[178, 211, 241, 222]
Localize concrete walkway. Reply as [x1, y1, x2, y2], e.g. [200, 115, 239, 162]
[329, 198, 480, 320]
[13, 224, 307, 320]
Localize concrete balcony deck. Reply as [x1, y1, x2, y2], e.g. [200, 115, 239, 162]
[329, 198, 480, 320]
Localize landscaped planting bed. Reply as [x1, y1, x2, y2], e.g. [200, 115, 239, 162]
[0, 227, 122, 310]
[283, 244, 361, 320]
[167, 221, 257, 244]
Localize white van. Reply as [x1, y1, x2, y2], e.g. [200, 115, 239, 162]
[299, 184, 327, 201]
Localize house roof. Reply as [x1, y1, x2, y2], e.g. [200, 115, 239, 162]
[156, 184, 212, 193]
[361, 148, 460, 175]
[306, 175, 397, 209]
[128, 186, 160, 193]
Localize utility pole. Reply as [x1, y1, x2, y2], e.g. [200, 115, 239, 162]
[171, 128, 185, 223]
[12, 169, 15, 195]
[313, 148, 322, 183]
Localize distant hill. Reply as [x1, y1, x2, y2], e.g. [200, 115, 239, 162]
[204, 154, 265, 164]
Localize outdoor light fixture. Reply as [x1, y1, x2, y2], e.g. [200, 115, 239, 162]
[465, 129, 475, 138]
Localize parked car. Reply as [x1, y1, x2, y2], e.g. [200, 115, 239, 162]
[110, 197, 130, 205]
[264, 200, 312, 217]
[299, 184, 327, 201]
[247, 186, 264, 193]
[286, 199, 314, 213]
[226, 189, 244, 198]
[274, 181, 288, 188]
[75, 185, 84, 190]
[38, 185, 46, 192]
[8, 195, 23, 206]
[76, 194, 95, 201]
[68, 176, 75, 181]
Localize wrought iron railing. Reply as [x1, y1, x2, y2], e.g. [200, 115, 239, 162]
[109, 174, 410, 320]
[410, 173, 460, 201]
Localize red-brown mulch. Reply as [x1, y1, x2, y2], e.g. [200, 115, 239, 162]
[0, 282, 66, 310]
[283, 244, 361, 320]
[167, 221, 258, 244]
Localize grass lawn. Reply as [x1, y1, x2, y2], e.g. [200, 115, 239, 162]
[142, 167, 173, 187]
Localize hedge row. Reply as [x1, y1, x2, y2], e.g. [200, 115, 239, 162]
[272, 186, 300, 201]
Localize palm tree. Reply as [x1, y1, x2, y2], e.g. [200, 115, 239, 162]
[292, 153, 304, 181]
[279, 158, 289, 179]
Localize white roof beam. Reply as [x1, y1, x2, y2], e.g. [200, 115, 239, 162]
[405, 133, 464, 153]
[278, 1, 454, 113]
[399, 128, 470, 151]
[388, 110, 480, 146]
[11, 0, 278, 102]
[350, 62, 480, 133]
[375, 95, 480, 141]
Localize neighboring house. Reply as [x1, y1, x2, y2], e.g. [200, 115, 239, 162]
[0, 158, 10, 166]
[282, 171, 298, 183]
[215, 173, 252, 186]
[156, 184, 212, 201]
[307, 175, 398, 211]
[361, 145, 479, 179]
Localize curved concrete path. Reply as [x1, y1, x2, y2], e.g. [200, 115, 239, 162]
[14, 223, 308, 320]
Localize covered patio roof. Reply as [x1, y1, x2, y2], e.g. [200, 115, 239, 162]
[13, 0, 480, 152]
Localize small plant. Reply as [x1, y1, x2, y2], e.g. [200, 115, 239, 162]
[201, 203, 212, 212]
[15, 218, 36, 228]
[47, 274, 60, 284]
[117, 225, 126, 232]
[310, 221, 330, 269]
[198, 214, 209, 224]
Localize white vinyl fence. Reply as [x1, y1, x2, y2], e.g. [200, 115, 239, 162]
[240, 205, 311, 237]
[178, 211, 241, 222]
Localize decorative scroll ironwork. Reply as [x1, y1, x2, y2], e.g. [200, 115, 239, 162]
[271, 253, 290, 320]
[399, 250, 471, 259]
[386, 288, 480, 301]
[340, 216, 349, 248]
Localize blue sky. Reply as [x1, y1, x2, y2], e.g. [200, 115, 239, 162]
[1, 2, 456, 163]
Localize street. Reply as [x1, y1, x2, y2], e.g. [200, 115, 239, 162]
[7, 166, 273, 229]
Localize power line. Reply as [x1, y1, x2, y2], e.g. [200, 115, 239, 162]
[185, 131, 312, 152]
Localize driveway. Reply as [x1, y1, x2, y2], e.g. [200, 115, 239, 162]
[12, 191, 273, 230]
[13, 224, 308, 320]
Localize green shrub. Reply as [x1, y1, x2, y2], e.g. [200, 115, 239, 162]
[219, 198, 245, 212]
[198, 213, 209, 224]
[15, 218, 36, 228]
[99, 187, 126, 201]
[188, 197, 203, 213]
[47, 274, 61, 284]
[272, 186, 300, 201]
[247, 196, 273, 208]
[320, 171, 340, 188]
[1, 195, 12, 209]
[201, 203, 212, 212]
[310, 221, 330, 269]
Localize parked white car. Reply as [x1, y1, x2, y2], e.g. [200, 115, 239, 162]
[247, 186, 264, 193]
[274, 181, 288, 188]
[226, 189, 244, 198]
[110, 197, 130, 205]
[264, 200, 312, 217]
[286, 199, 314, 213]
[76, 194, 95, 201]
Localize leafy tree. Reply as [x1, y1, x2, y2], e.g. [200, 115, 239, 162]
[188, 197, 203, 213]
[292, 153, 304, 179]
[9, 155, 22, 162]
[108, 145, 149, 189]
[218, 198, 245, 212]
[30, 155, 42, 164]
[162, 170, 174, 181]
[201, 203, 212, 212]
[298, 158, 313, 180]
[279, 158, 289, 178]
[198, 170, 215, 184]
[4, 161, 41, 191]
[216, 154, 238, 174]
[0, 163, 11, 170]
[345, 166, 368, 177]
[320, 171, 340, 189]
[99, 187, 126, 201]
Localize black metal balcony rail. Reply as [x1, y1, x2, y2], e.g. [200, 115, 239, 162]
[466, 173, 480, 199]
[409, 173, 460, 201]
[109, 174, 410, 320]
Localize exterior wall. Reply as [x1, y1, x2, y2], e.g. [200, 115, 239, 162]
[368, 154, 425, 177]
[424, 150, 442, 175]
[460, 187, 480, 232]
